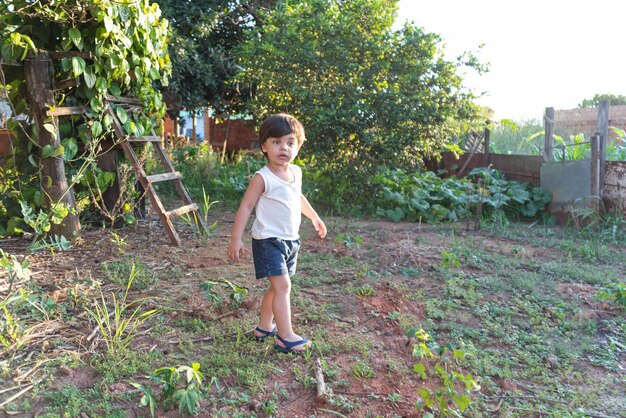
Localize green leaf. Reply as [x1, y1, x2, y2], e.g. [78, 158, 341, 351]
[103, 16, 114, 33]
[42, 144, 55, 158]
[43, 123, 57, 136]
[52, 145, 65, 157]
[28, 154, 37, 167]
[61, 138, 78, 161]
[71, 57, 86, 77]
[115, 106, 128, 124]
[95, 77, 108, 92]
[83, 68, 97, 88]
[68, 28, 82, 48]
[91, 121, 103, 137]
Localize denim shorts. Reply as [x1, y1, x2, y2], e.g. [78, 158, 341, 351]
[252, 237, 301, 279]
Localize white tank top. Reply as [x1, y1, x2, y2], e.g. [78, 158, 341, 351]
[251, 165, 302, 240]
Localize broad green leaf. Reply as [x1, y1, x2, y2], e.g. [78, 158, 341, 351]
[103, 16, 114, 33]
[43, 123, 57, 136]
[83, 68, 96, 88]
[115, 106, 128, 124]
[71, 57, 86, 77]
[42, 144, 55, 158]
[91, 121, 103, 137]
[61, 137, 78, 160]
[68, 28, 82, 48]
[95, 77, 108, 92]
[52, 145, 65, 157]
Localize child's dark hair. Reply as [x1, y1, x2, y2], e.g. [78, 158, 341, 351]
[258, 114, 306, 150]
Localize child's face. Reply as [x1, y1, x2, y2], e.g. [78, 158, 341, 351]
[261, 134, 300, 165]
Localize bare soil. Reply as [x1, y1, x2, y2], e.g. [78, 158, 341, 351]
[0, 212, 624, 417]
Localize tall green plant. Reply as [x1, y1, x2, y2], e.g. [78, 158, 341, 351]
[85, 264, 159, 360]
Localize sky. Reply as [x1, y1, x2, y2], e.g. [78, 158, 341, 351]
[395, 0, 626, 121]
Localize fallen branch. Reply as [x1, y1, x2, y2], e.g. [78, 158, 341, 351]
[314, 357, 327, 403]
[0, 385, 33, 409]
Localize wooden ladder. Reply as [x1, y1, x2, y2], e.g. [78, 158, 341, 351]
[106, 96, 205, 245]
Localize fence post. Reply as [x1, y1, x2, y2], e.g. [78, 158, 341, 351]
[483, 125, 490, 166]
[544, 107, 554, 162]
[597, 100, 609, 198]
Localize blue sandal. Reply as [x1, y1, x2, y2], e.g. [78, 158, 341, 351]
[254, 326, 277, 342]
[274, 335, 310, 354]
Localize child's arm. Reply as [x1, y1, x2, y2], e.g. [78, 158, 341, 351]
[227, 174, 265, 262]
[301, 195, 327, 238]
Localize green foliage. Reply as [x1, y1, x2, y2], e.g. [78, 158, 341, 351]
[133, 363, 205, 416]
[154, 0, 264, 112]
[487, 119, 543, 155]
[236, 0, 484, 193]
[578, 93, 626, 108]
[596, 282, 626, 308]
[408, 328, 480, 416]
[372, 167, 551, 224]
[201, 278, 248, 308]
[1, 0, 171, 235]
[608, 127, 626, 161]
[165, 144, 264, 206]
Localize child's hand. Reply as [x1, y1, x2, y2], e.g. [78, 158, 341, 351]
[313, 217, 327, 238]
[227, 239, 247, 262]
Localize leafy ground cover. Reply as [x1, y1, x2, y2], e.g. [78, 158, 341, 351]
[0, 210, 624, 417]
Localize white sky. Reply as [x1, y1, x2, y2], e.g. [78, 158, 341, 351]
[395, 0, 626, 121]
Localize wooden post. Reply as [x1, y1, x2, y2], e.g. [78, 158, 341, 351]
[483, 125, 490, 166]
[24, 51, 81, 239]
[544, 107, 554, 162]
[597, 100, 609, 199]
[192, 113, 197, 145]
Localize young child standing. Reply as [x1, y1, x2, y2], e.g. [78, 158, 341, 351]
[227, 114, 327, 353]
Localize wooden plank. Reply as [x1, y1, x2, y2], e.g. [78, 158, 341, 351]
[127, 136, 162, 143]
[49, 51, 93, 59]
[165, 203, 198, 219]
[105, 94, 142, 105]
[54, 78, 80, 91]
[146, 172, 181, 183]
[46, 106, 86, 116]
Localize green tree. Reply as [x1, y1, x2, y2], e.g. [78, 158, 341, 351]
[578, 93, 626, 108]
[235, 0, 485, 201]
[0, 0, 170, 238]
[155, 0, 275, 113]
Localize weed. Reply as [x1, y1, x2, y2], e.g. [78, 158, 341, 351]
[596, 282, 626, 309]
[351, 359, 375, 380]
[101, 256, 158, 289]
[201, 278, 248, 308]
[440, 250, 460, 269]
[85, 264, 159, 360]
[133, 362, 205, 417]
[354, 284, 375, 298]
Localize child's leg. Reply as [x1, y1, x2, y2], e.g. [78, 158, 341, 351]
[254, 286, 275, 336]
[269, 274, 311, 351]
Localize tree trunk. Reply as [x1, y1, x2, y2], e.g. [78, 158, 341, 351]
[24, 51, 81, 239]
